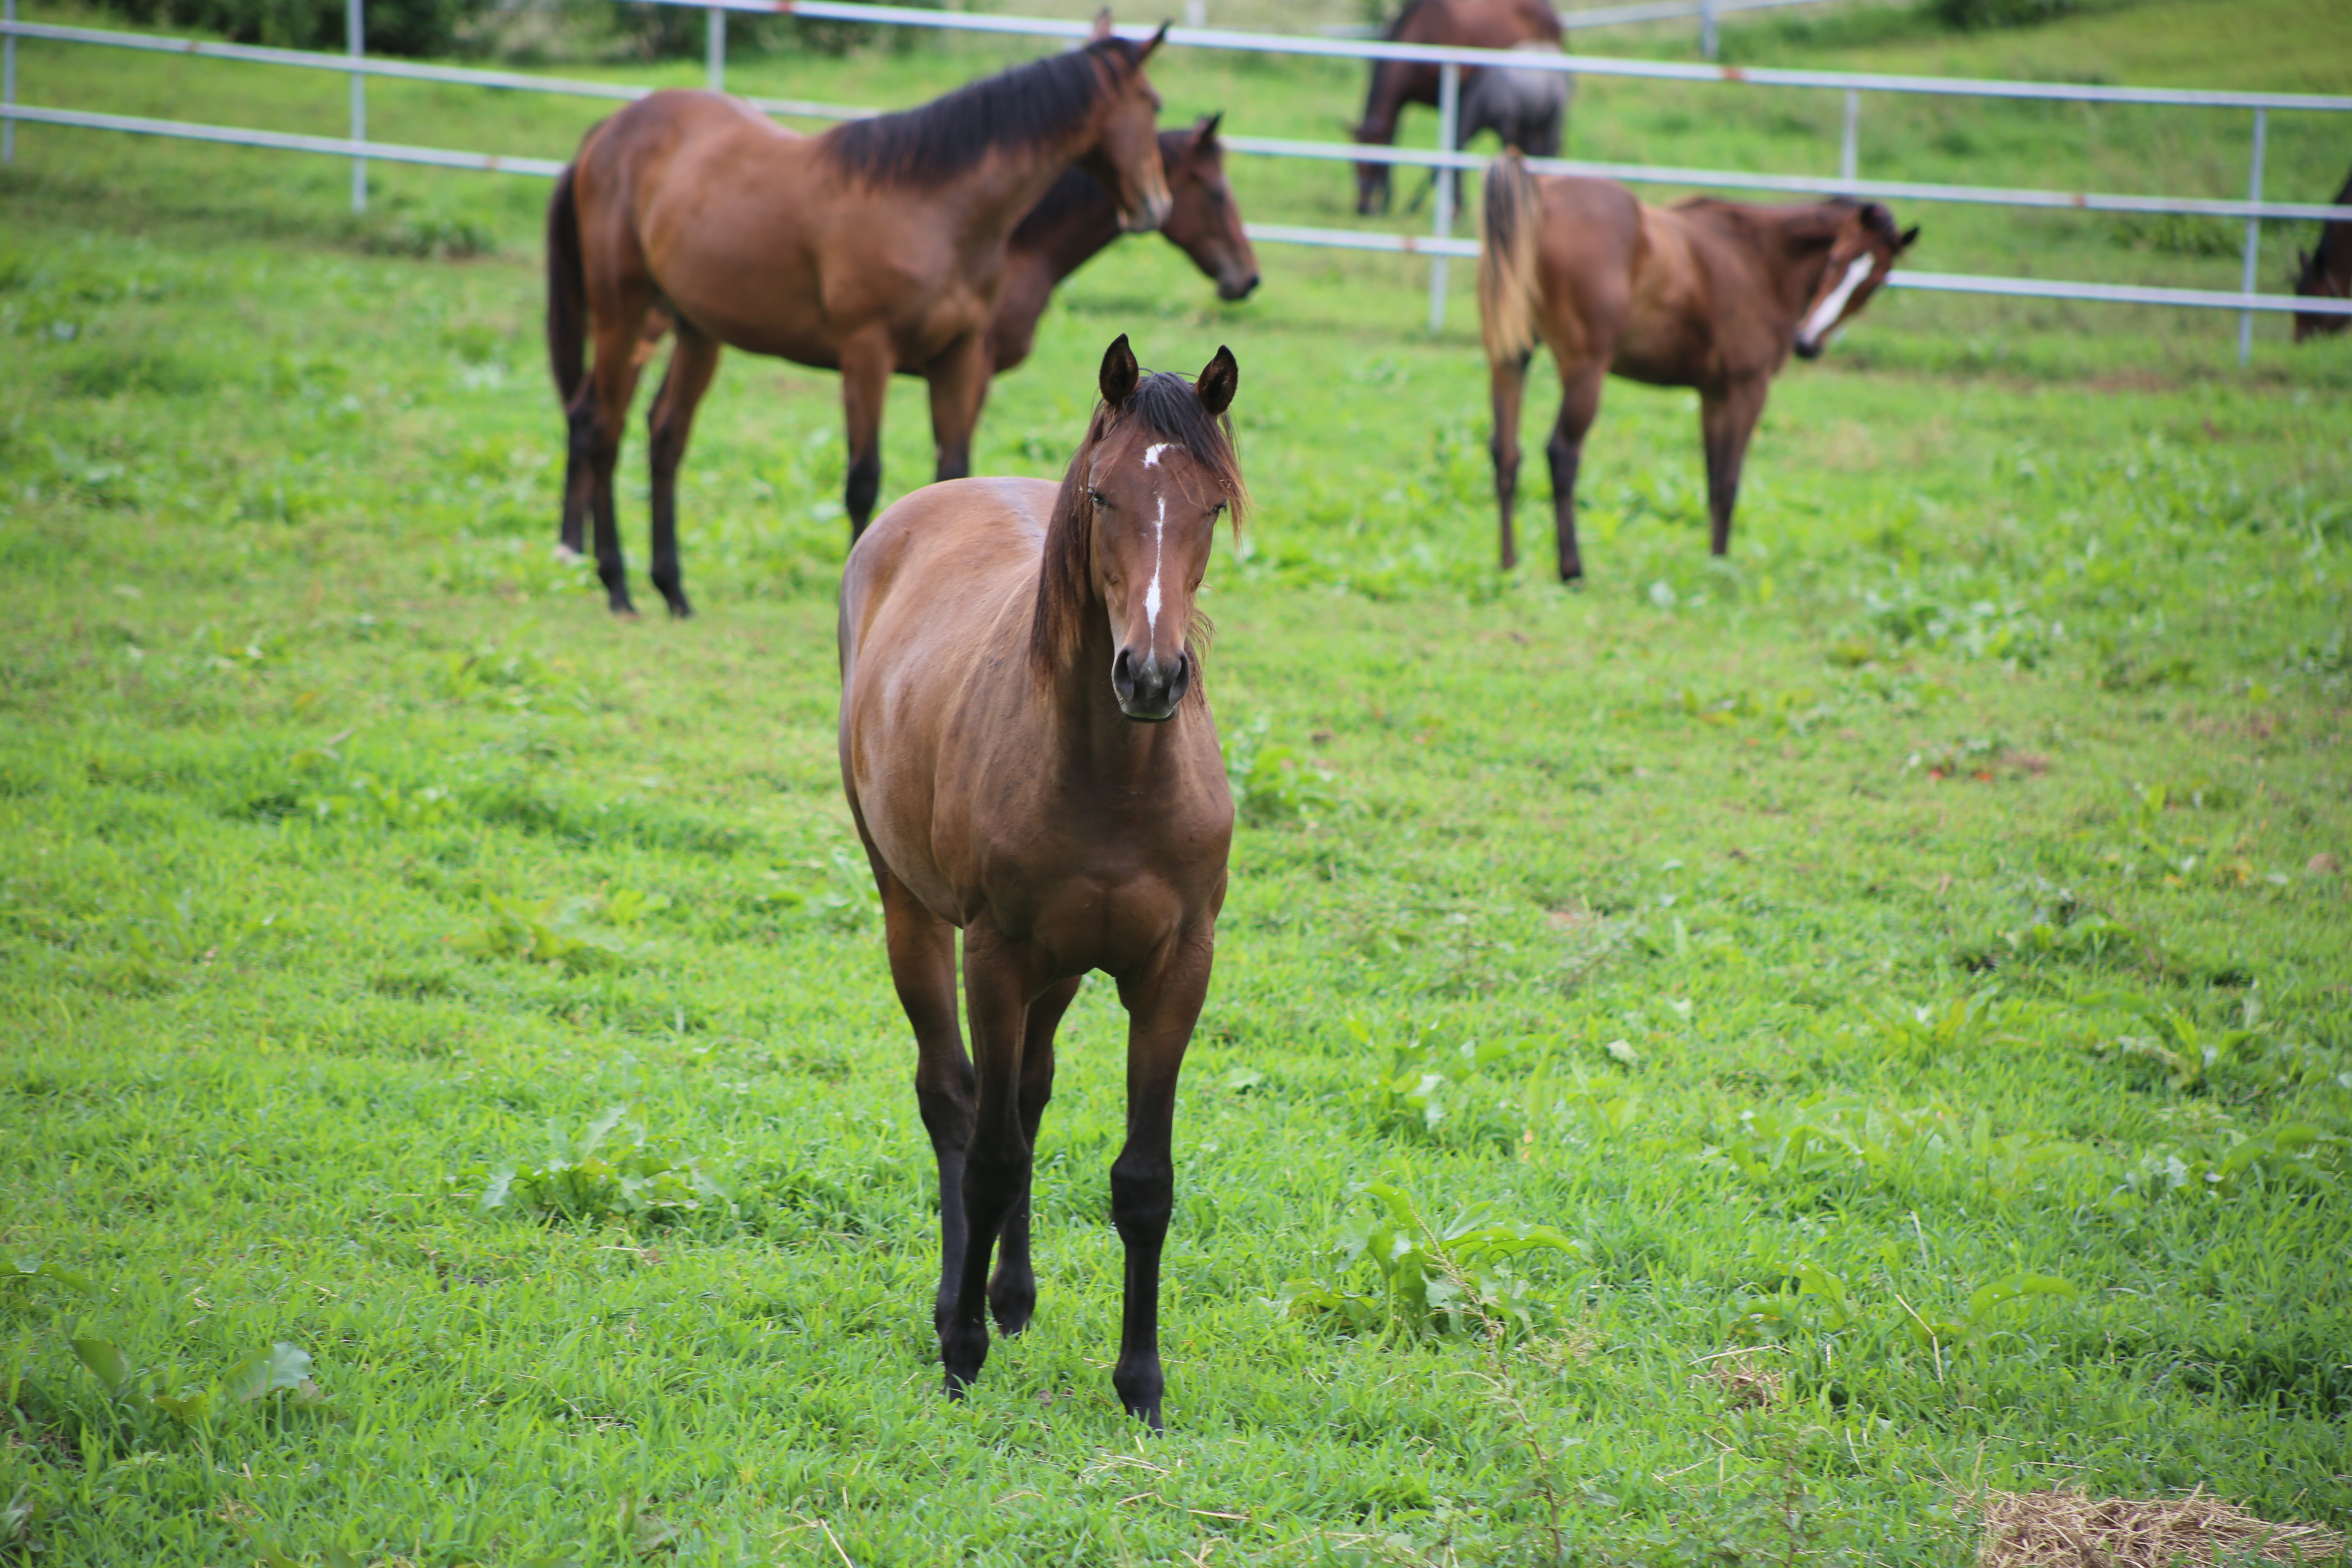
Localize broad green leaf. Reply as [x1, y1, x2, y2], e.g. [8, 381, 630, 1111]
[71, 1336, 132, 1396]
[1967, 1273, 2080, 1321]
[1217, 1067, 1265, 1093]
[579, 1105, 629, 1159]
[228, 1342, 314, 1403]
[149, 1389, 213, 1425]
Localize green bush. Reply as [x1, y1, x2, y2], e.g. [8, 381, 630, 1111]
[1924, 0, 2083, 27]
[99, 0, 471, 56]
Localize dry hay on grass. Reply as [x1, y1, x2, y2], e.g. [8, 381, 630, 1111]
[1980, 1489, 2350, 1568]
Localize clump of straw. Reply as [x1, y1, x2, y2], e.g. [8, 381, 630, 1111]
[1980, 1488, 2349, 1568]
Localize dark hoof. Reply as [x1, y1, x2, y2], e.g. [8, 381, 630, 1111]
[940, 1320, 989, 1396]
[1112, 1363, 1164, 1432]
[608, 601, 640, 619]
[988, 1280, 1036, 1337]
[664, 598, 694, 621]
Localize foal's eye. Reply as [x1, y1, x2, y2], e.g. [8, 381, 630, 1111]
[1087, 489, 1107, 509]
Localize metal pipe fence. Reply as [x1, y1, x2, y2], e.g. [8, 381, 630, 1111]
[4, 2, 2349, 355]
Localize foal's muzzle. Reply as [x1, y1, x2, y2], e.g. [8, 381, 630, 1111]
[1112, 647, 1190, 722]
[1792, 336, 1825, 361]
[1218, 269, 1262, 303]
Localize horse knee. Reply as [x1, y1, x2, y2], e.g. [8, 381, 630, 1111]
[915, 1074, 976, 1154]
[1108, 1156, 1172, 1245]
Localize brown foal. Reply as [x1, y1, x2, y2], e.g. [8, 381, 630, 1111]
[547, 25, 1172, 617]
[838, 334, 1245, 1430]
[1479, 152, 1917, 579]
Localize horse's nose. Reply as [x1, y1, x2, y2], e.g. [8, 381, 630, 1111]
[1112, 647, 1189, 722]
[1792, 336, 1824, 361]
[1220, 271, 1261, 302]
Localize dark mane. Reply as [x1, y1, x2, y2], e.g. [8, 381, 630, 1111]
[1029, 371, 1250, 680]
[828, 38, 1139, 190]
[1380, 0, 1444, 39]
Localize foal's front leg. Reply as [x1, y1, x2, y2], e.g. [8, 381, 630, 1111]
[839, 330, 895, 543]
[939, 922, 1048, 1398]
[1108, 927, 1215, 1431]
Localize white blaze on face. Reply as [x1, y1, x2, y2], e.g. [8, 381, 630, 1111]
[1799, 253, 1876, 347]
[1140, 445, 1177, 648]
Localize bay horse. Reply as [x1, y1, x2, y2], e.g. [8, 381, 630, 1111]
[614, 115, 1259, 425]
[546, 23, 1172, 617]
[838, 333, 1245, 1430]
[2291, 164, 2351, 343]
[1352, 0, 1563, 216]
[1479, 153, 1918, 578]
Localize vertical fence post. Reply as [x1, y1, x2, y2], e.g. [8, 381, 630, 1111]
[1428, 60, 1459, 334]
[2237, 106, 2265, 367]
[346, 0, 365, 212]
[1184, 0, 1205, 27]
[1699, 0, 1718, 61]
[1839, 87, 1858, 187]
[707, 5, 725, 91]
[3, 0, 16, 167]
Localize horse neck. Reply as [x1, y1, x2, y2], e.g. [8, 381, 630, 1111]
[1756, 206, 1847, 320]
[954, 102, 1127, 261]
[1010, 174, 1123, 287]
[1359, 62, 1406, 141]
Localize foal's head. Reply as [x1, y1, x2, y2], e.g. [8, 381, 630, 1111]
[1793, 202, 1919, 360]
[1160, 115, 1261, 303]
[1033, 335, 1247, 723]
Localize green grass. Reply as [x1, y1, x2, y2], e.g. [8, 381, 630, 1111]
[4, 1, 2352, 1564]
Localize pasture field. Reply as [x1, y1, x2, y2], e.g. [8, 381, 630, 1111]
[4, 1, 2352, 1563]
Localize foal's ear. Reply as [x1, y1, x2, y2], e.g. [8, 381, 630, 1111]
[1100, 334, 1141, 408]
[1897, 225, 1921, 253]
[1196, 111, 1224, 148]
[1195, 345, 1238, 417]
[1139, 20, 1169, 58]
[1089, 8, 1114, 41]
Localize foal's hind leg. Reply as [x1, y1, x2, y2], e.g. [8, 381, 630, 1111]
[989, 976, 1080, 1336]
[1699, 375, 1768, 559]
[1489, 350, 1532, 571]
[1545, 360, 1607, 582]
[584, 295, 658, 615]
[926, 330, 991, 486]
[645, 321, 722, 619]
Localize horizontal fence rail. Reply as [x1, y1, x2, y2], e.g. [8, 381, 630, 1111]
[5, 4, 2350, 352]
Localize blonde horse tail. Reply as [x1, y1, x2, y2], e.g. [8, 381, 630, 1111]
[1478, 149, 1542, 368]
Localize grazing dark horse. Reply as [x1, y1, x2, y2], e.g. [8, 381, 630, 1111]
[838, 334, 1245, 1430]
[546, 24, 1172, 617]
[2292, 165, 2352, 343]
[621, 115, 1259, 402]
[1352, 0, 1563, 216]
[1479, 153, 1917, 578]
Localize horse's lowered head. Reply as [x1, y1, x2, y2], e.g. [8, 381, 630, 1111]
[1076, 334, 1246, 722]
[1350, 118, 1397, 217]
[1160, 114, 1261, 302]
[2292, 244, 2350, 343]
[1079, 14, 1174, 233]
[1793, 201, 1918, 360]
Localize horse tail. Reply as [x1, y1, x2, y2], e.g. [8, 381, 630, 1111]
[546, 161, 589, 411]
[1479, 150, 1543, 368]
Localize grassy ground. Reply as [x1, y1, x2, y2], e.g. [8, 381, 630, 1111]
[4, 1, 2352, 1564]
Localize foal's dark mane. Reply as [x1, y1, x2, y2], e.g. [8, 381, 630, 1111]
[829, 38, 1142, 190]
[1030, 371, 1249, 679]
